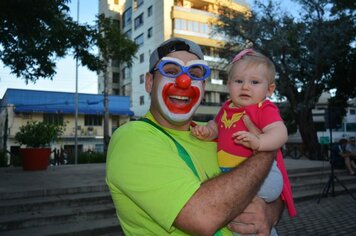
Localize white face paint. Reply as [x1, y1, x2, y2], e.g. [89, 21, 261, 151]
[156, 76, 204, 124]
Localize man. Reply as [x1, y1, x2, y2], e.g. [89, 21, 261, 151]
[346, 137, 356, 174]
[332, 138, 356, 175]
[106, 38, 283, 235]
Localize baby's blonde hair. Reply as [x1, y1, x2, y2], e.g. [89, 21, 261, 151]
[228, 49, 276, 84]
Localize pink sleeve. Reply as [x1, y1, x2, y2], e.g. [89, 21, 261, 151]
[258, 101, 283, 129]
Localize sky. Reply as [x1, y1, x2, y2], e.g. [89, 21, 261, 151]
[0, 0, 99, 98]
[0, 0, 299, 98]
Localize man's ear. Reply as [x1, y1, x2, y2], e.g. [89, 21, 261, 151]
[145, 72, 153, 93]
[267, 83, 276, 97]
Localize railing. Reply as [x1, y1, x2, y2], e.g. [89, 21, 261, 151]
[282, 143, 329, 160]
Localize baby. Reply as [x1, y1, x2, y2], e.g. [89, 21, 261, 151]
[192, 49, 296, 234]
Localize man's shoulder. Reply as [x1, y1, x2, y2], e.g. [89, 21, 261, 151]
[112, 120, 169, 142]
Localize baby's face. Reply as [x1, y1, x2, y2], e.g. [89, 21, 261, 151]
[227, 61, 275, 108]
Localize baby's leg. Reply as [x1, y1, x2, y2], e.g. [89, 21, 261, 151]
[257, 160, 283, 202]
[232, 162, 282, 236]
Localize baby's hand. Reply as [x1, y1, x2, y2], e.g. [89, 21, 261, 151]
[232, 131, 260, 150]
[191, 125, 212, 140]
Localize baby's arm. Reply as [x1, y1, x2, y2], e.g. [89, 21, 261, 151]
[191, 120, 218, 141]
[233, 121, 288, 151]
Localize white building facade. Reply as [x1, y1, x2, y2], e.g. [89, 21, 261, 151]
[98, 0, 250, 119]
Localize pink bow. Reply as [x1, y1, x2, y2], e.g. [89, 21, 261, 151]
[231, 48, 254, 63]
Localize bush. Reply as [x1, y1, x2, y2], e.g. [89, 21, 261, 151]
[0, 149, 8, 167]
[78, 151, 106, 164]
[15, 121, 65, 147]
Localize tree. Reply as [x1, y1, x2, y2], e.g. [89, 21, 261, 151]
[213, 0, 355, 159]
[0, 0, 101, 83]
[0, 0, 138, 155]
[95, 14, 138, 154]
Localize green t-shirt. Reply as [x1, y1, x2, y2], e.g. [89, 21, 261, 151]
[106, 113, 233, 236]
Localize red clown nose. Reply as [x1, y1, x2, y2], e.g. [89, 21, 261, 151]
[175, 74, 191, 89]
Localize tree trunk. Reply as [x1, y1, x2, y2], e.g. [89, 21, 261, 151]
[103, 68, 110, 155]
[296, 108, 322, 160]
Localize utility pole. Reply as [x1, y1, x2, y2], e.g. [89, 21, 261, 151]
[74, 0, 80, 164]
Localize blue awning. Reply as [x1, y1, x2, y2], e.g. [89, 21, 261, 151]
[2, 89, 134, 116]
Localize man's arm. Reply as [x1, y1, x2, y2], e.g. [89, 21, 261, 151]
[174, 150, 276, 236]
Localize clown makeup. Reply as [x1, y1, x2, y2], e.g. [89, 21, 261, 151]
[153, 57, 208, 125]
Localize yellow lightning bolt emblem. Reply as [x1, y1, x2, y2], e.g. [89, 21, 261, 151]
[221, 110, 244, 129]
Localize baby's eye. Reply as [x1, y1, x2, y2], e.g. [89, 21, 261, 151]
[251, 80, 260, 85]
[235, 79, 243, 84]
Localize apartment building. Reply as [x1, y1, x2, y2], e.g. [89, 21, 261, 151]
[98, 0, 250, 119]
[0, 89, 133, 161]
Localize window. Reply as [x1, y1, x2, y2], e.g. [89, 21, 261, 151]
[113, 72, 120, 83]
[22, 112, 32, 119]
[134, 0, 144, 10]
[122, 68, 126, 80]
[134, 33, 144, 47]
[174, 18, 209, 34]
[139, 53, 144, 63]
[148, 5, 152, 16]
[147, 27, 152, 38]
[85, 115, 102, 126]
[124, 29, 132, 38]
[113, 89, 119, 95]
[134, 13, 144, 29]
[193, 21, 199, 32]
[140, 95, 145, 105]
[350, 109, 356, 115]
[43, 114, 64, 125]
[95, 143, 104, 153]
[187, 21, 193, 31]
[140, 74, 144, 84]
[113, 19, 120, 30]
[122, 7, 132, 28]
[122, 66, 130, 80]
[346, 123, 356, 132]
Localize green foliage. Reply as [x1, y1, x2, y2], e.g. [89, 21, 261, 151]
[95, 14, 138, 67]
[0, 0, 138, 83]
[78, 151, 106, 164]
[213, 0, 355, 159]
[15, 121, 65, 148]
[0, 149, 8, 167]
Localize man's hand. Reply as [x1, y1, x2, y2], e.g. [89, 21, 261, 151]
[242, 114, 261, 135]
[228, 197, 270, 235]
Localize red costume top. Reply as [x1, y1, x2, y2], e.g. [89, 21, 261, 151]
[214, 99, 297, 217]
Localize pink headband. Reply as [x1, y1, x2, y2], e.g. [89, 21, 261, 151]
[231, 48, 254, 64]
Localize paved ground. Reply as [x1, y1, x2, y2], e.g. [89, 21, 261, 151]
[1, 159, 356, 235]
[277, 194, 356, 235]
[0, 159, 330, 195]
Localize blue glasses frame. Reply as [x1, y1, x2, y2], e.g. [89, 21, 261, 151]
[153, 59, 211, 81]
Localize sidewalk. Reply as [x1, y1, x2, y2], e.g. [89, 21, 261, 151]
[0, 159, 328, 196]
[0, 163, 107, 198]
[1, 159, 356, 236]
